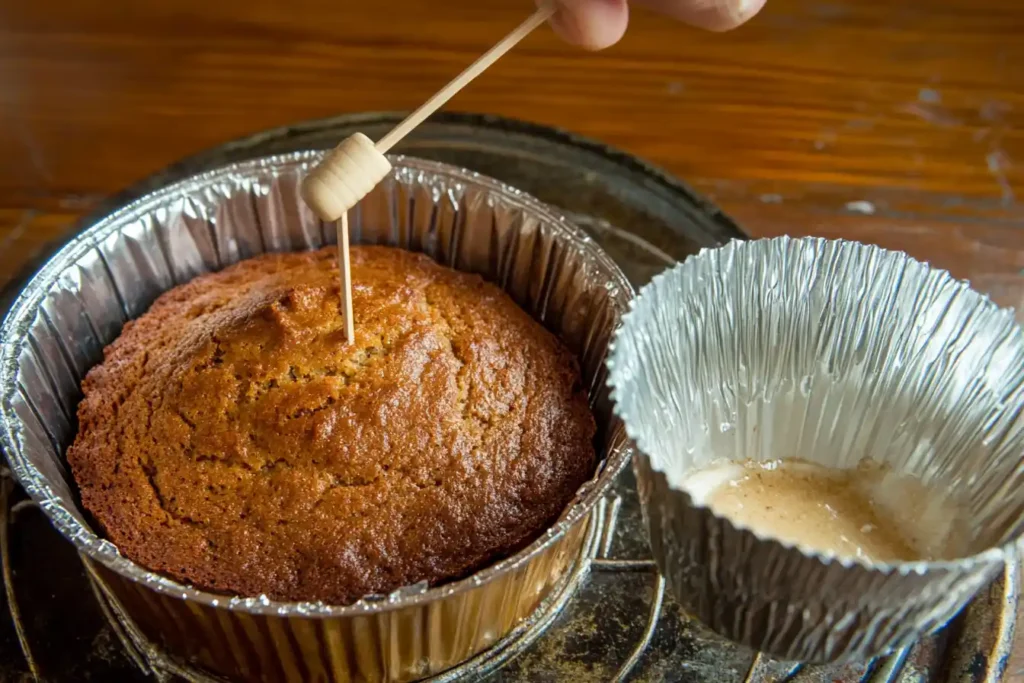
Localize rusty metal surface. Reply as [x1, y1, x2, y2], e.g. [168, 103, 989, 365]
[0, 113, 1016, 682]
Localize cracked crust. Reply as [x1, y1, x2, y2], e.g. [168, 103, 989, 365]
[67, 246, 596, 603]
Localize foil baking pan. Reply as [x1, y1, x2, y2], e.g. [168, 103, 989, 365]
[0, 153, 634, 682]
[609, 236, 1024, 663]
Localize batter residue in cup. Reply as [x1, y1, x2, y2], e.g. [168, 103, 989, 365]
[681, 460, 966, 563]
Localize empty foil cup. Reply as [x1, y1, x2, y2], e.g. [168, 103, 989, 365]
[0, 153, 633, 682]
[607, 237, 1024, 663]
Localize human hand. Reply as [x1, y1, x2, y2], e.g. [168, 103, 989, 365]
[547, 0, 767, 50]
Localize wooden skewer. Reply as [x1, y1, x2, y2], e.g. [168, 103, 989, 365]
[337, 212, 355, 343]
[301, 5, 555, 344]
[375, 5, 555, 154]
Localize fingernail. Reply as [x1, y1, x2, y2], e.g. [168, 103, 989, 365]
[546, 0, 629, 50]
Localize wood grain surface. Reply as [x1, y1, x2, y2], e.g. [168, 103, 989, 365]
[1, 0, 1022, 678]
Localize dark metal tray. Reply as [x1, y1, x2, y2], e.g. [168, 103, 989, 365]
[0, 113, 1016, 682]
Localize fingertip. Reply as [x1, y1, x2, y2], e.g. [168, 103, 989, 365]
[637, 0, 766, 32]
[711, 0, 767, 31]
[547, 0, 629, 50]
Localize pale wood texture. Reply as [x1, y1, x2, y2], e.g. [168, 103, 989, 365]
[0, 0, 1022, 677]
[300, 131, 393, 222]
[338, 213, 355, 343]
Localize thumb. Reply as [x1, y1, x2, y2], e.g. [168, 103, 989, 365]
[545, 0, 630, 51]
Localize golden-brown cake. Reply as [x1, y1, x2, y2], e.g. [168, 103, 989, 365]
[67, 246, 596, 603]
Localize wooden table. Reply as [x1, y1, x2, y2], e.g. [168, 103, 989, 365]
[2, 0, 1022, 678]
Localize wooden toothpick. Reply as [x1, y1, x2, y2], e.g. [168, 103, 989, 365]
[301, 5, 555, 345]
[374, 5, 555, 154]
[337, 212, 355, 344]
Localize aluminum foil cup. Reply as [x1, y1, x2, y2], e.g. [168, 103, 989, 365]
[607, 236, 1024, 663]
[0, 153, 634, 682]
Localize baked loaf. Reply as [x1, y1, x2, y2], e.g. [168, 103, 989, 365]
[68, 246, 596, 603]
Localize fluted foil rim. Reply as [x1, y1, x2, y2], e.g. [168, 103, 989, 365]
[607, 236, 1017, 576]
[0, 152, 634, 617]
